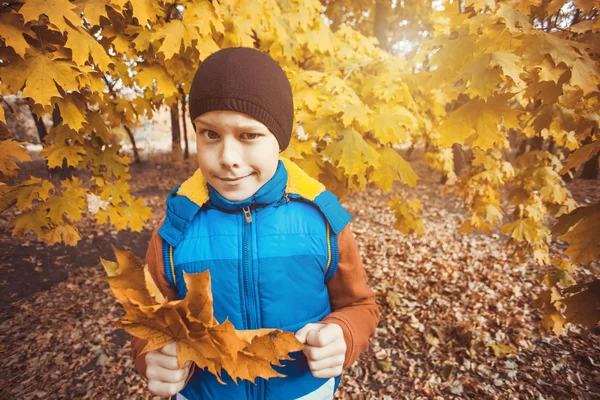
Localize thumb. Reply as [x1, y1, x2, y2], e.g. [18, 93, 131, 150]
[295, 323, 324, 344]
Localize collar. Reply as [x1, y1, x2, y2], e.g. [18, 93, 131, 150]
[207, 160, 288, 211]
[176, 158, 326, 211]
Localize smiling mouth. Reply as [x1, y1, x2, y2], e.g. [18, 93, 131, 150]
[218, 174, 252, 182]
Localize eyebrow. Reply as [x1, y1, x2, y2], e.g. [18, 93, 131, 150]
[194, 118, 265, 132]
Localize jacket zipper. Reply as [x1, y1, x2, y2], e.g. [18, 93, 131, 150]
[241, 206, 262, 399]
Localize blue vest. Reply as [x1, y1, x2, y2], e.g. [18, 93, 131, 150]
[158, 159, 352, 400]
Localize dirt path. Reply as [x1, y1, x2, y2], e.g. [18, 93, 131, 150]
[1, 158, 599, 399]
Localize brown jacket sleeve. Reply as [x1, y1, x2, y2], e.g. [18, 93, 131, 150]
[320, 225, 380, 369]
[130, 224, 195, 382]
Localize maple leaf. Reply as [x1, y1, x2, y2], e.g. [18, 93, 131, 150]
[65, 23, 114, 72]
[437, 94, 521, 149]
[560, 280, 600, 329]
[19, 0, 82, 32]
[22, 50, 81, 107]
[11, 208, 51, 239]
[39, 143, 86, 168]
[496, 4, 532, 33]
[570, 58, 600, 95]
[552, 203, 600, 265]
[0, 139, 31, 176]
[73, 0, 111, 27]
[324, 128, 381, 178]
[44, 177, 86, 224]
[371, 147, 418, 192]
[134, 64, 178, 98]
[1, 177, 54, 211]
[53, 96, 88, 132]
[102, 248, 304, 383]
[389, 196, 424, 235]
[370, 109, 416, 145]
[152, 20, 198, 60]
[45, 223, 81, 246]
[111, 0, 163, 25]
[501, 218, 542, 242]
[0, 13, 34, 58]
[560, 140, 600, 175]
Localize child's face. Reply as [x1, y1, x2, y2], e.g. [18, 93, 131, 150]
[194, 110, 280, 202]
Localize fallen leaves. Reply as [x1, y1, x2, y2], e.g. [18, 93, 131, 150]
[101, 246, 303, 384]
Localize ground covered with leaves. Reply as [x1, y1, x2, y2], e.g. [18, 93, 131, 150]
[1, 157, 599, 400]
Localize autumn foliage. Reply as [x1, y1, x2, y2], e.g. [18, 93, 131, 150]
[101, 247, 303, 383]
[0, 0, 598, 335]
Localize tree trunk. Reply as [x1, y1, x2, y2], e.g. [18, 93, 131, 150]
[124, 126, 141, 164]
[181, 94, 189, 160]
[373, 0, 390, 52]
[170, 99, 183, 162]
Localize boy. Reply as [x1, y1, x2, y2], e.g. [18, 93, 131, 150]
[131, 47, 379, 400]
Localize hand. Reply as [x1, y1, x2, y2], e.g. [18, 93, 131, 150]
[295, 323, 346, 379]
[145, 342, 193, 397]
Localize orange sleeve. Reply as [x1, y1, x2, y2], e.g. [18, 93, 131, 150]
[130, 224, 195, 383]
[320, 225, 380, 369]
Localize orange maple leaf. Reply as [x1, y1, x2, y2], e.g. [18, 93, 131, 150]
[101, 247, 303, 384]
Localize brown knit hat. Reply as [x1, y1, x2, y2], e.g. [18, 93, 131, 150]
[188, 47, 294, 151]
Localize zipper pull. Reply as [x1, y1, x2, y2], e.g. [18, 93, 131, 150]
[283, 192, 290, 203]
[242, 206, 253, 223]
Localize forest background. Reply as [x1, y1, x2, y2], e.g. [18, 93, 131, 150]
[0, 0, 599, 398]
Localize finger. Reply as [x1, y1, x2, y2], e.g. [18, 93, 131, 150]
[148, 365, 190, 384]
[147, 351, 180, 371]
[159, 342, 177, 357]
[295, 323, 323, 344]
[306, 324, 341, 347]
[147, 380, 185, 397]
[303, 342, 345, 361]
[307, 354, 345, 372]
[310, 365, 344, 379]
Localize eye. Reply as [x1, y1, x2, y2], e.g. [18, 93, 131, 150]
[242, 132, 260, 140]
[200, 130, 219, 140]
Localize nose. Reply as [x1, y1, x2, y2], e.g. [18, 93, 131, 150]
[219, 136, 240, 170]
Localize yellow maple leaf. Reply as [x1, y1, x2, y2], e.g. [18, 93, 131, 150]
[496, 4, 532, 33]
[111, 0, 163, 25]
[64, 23, 114, 72]
[74, 0, 111, 27]
[22, 50, 80, 107]
[370, 110, 415, 145]
[324, 128, 380, 177]
[438, 94, 521, 149]
[560, 140, 600, 175]
[45, 223, 81, 246]
[44, 177, 86, 224]
[340, 102, 371, 128]
[501, 217, 542, 242]
[553, 203, 600, 265]
[0, 139, 31, 176]
[12, 209, 51, 238]
[0, 13, 34, 58]
[53, 96, 88, 132]
[39, 143, 86, 168]
[135, 64, 178, 98]
[388, 195, 424, 235]
[571, 57, 600, 95]
[152, 20, 198, 60]
[371, 147, 418, 192]
[19, 0, 82, 32]
[1, 177, 54, 211]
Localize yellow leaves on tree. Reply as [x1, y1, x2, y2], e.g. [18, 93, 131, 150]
[0, 140, 31, 177]
[552, 203, 600, 265]
[101, 247, 303, 383]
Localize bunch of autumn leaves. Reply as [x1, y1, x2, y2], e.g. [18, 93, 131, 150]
[101, 247, 303, 383]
